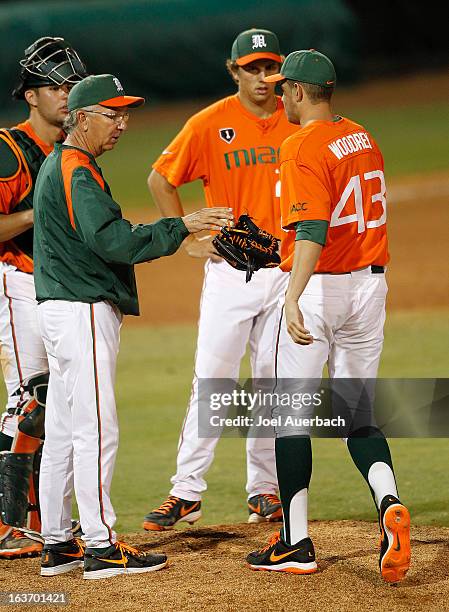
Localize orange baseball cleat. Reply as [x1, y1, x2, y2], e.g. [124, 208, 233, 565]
[0, 528, 43, 559]
[379, 495, 411, 583]
[142, 496, 201, 531]
[247, 493, 283, 523]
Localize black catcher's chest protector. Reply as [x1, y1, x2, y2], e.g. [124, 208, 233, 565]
[1, 128, 47, 259]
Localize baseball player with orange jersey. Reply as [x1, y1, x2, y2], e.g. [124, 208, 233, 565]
[142, 29, 298, 530]
[0, 37, 87, 559]
[247, 50, 411, 583]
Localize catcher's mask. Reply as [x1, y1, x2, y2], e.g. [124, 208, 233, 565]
[12, 36, 88, 100]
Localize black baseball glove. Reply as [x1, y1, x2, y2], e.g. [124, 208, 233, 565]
[212, 214, 281, 282]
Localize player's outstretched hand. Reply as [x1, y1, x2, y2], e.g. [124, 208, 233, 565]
[182, 208, 233, 233]
[285, 299, 314, 345]
[184, 234, 222, 262]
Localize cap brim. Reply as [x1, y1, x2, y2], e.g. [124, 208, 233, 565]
[99, 95, 145, 108]
[264, 73, 285, 83]
[236, 52, 282, 66]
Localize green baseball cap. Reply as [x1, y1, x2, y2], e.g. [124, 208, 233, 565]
[231, 28, 282, 66]
[68, 74, 144, 111]
[265, 49, 336, 87]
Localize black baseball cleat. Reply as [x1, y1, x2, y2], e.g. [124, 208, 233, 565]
[142, 496, 202, 531]
[83, 541, 167, 580]
[379, 494, 411, 583]
[247, 531, 318, 574]
[41, 538, 85, 576]
[247, 493, 283, 523]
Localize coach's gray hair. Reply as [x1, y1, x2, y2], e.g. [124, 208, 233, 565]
[62, 109, 79, 134]
[63, 105, 95, 134]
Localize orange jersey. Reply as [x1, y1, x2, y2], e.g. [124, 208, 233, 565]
[152, 95, 298, 237]
[0, 121, 55, 273]
[279, 116, 389, 272]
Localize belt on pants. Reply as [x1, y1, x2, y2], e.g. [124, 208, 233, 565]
[314, 265, 384, 275]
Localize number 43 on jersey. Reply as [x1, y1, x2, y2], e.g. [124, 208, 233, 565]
[330, 170, 386, 233]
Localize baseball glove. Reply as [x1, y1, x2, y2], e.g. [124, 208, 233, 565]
[212, 214, 280, 282]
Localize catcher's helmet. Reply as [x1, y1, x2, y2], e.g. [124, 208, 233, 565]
[12, 36, 88, 100]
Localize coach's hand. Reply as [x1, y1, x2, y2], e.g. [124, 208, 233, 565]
[184, 234, 222, 262]
[285, 299, 314, 345]
[182, 207, 233, 233]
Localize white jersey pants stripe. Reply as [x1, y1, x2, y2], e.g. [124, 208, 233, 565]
[38, 300, 121, 548]
[0, 262, 48, 439]
[170, 259, 289, 501]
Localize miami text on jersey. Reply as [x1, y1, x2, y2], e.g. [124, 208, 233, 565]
[224, 146, 280, 170]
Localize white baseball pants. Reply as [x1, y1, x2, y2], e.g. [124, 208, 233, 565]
[0, 262, 48, 439]
[170, 259, 289, 501]
[38, 300, 121, 548]
[274, 267, 388, 437]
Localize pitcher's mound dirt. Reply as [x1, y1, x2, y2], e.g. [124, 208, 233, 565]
[2, 521, 448, 611]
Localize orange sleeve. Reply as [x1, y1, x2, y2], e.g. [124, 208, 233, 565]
[152, 120, 207, 187]
[280, 157, 331, 230]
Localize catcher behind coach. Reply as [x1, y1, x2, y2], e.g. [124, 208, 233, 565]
[0, 36, 88, 559]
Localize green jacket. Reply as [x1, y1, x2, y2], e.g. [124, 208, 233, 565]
[33, 143, 189, 315]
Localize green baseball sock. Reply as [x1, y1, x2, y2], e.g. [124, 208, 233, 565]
[347, 427, 398, 510]
[275, 436, 312, 545]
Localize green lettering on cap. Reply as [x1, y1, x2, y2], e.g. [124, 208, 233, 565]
[280, 50, 336, 87]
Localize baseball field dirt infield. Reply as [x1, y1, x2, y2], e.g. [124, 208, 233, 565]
[1, 521, 448, 611]
[123, 171, 448, 326]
